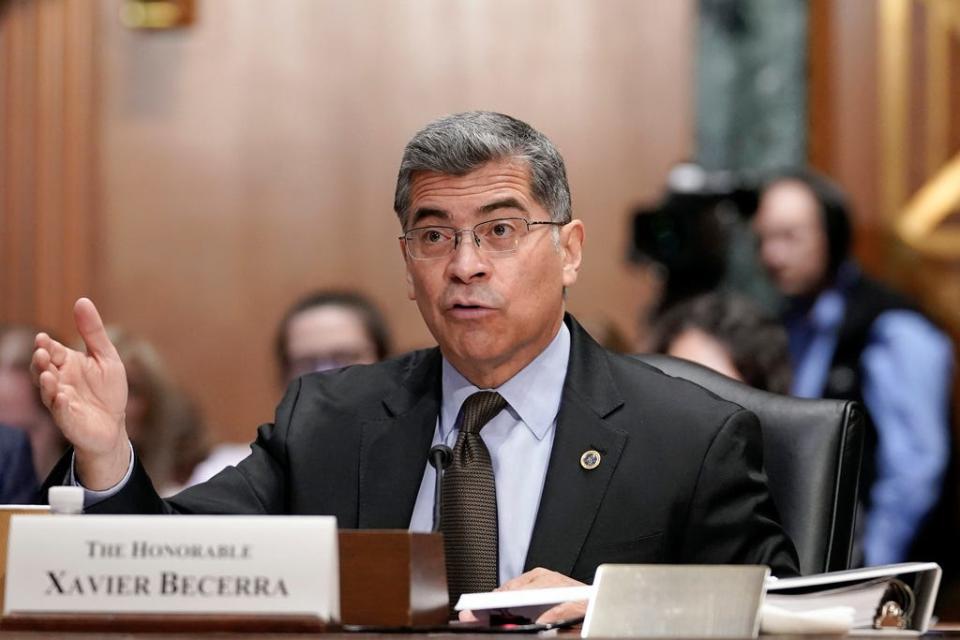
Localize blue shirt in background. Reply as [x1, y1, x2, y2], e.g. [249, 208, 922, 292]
[786, 264, 953, 565]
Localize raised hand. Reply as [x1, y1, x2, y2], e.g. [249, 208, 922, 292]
[31, 298, 130, 489]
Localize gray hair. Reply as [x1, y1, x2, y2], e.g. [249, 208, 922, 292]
[393, 111, 572, 229]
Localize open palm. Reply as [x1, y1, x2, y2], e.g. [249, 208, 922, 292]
[32, 298, 130, 486]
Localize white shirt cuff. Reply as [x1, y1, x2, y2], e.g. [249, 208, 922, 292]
[67, 441, 135, 509]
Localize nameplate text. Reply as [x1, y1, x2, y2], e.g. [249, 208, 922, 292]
[3, 515, 339, 619]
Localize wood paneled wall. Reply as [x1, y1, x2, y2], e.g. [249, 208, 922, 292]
[809, 0, 960, 325]
[2, 1, 695, 441]
[0, 0, 98, 335]
[808, 0, 883, 269]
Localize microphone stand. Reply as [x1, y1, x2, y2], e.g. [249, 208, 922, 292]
[428, 444, 452, 533]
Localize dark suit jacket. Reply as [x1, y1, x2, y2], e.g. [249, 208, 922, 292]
[1, 424, 39, 504]
[51, 315, 799, 579]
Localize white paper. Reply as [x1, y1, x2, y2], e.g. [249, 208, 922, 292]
[456, 585, 594, 611]
[765, 563, 939, 591]
[455, 585, 593, 622]
[760, 603, 854, 635]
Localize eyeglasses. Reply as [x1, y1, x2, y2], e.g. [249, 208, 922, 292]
[400, 217, 567, 260]
[287, 350, 377, 379]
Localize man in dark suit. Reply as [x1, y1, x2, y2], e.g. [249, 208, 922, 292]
[0, 423, 38, 504]
[34, 112, 798, 620]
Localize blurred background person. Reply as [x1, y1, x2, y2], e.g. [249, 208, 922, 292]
[752, 168, 954, 566]
[0, 423, 38, 504]
[275, 290, 391, 385]
[0, 325, 68, 482]
[107, 328, 210, 496]
[187, 289, 392, 485]
[649, 291, 792, 394]
[626, 162, 776, 351]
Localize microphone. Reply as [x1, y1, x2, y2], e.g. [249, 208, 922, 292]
[428, 444, 452, 533]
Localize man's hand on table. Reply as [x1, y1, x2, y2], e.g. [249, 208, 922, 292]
[458, 567, 588, 624]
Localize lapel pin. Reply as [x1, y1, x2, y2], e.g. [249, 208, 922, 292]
[580, 449, 601, 470]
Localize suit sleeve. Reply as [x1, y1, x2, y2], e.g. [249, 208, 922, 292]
[49, 377, 306, 515]
[678, 408, 800, 577]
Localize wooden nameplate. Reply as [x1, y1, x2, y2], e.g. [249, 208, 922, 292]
[339, 530, 449, 628]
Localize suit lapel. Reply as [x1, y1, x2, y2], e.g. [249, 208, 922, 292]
[358, 349, 442, 529]
[524, 316, 628, 575]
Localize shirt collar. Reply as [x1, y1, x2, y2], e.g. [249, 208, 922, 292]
[797, 286, 843, 332]
[787, 261, 858, 332]
[440, 322, 571, 442]
[812, 261, 863, 330]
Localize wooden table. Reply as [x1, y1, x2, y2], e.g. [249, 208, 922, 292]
[2, 631, 960, 639]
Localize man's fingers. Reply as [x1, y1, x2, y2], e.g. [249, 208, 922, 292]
[38, 370, 60, 409]
[32, 348, 51, 382]
[34, 337, 69, 370]
[33, 333, 51, 379]
[535, 600, 587, 624]
[497, 567, 557, 591]
[74, 297, 117, 360]
[32, 339, 70, 383]
[458, 609, 479, 623]
[52, 390, 70, 413]
[497, 572, 536, 591]
[46, 338, 69, 367]
[39, 372, 73, 422]
[496, 567, 587, 628]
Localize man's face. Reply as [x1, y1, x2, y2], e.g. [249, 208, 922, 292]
[752, 180, 830, 298]
[284, 305, 379, 382]
[400, 159, 584, 388]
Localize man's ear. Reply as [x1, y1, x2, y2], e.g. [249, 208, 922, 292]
[399, 238, 416, 300]
[560, 220, 585, 287]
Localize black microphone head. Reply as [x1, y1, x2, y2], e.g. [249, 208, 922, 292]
[428, 444, 453, 470]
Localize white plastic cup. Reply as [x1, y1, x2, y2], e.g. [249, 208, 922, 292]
[48, 486, 85, 514]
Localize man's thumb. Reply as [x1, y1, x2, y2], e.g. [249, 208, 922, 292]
[74, 298, 117, 359]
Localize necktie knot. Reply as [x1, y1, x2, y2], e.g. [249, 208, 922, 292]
[460, 391, 507, 434]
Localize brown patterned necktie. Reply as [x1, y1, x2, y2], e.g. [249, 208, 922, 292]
[441, 390, 507, 607]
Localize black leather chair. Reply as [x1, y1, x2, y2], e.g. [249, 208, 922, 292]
[635, 354, 864, 575]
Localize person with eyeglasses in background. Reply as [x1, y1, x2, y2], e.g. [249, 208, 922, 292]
[186, 290, 391, 486]
[34, 111, 797, 623]
[276, 290, 391, 384]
